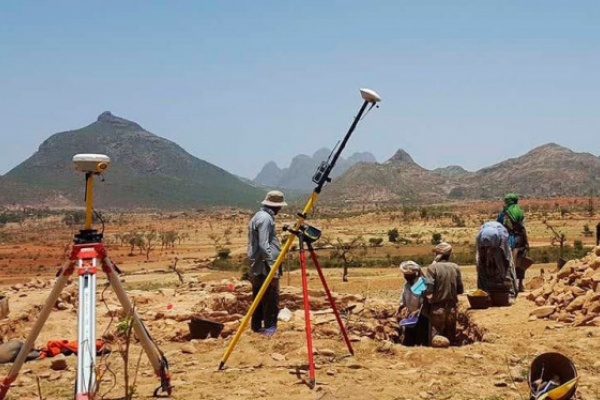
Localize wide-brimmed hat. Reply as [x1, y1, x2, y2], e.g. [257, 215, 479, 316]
[261, 190, 288, 207]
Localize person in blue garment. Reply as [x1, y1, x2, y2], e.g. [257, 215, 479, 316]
[476, 221, 518, 302]
[396, 261, 429, 346]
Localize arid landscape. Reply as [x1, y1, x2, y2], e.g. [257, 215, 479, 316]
[3, 3, 600, 400]
[1, 200, 600, 399]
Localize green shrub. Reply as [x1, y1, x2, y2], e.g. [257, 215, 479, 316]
[387, 228, 399, 243]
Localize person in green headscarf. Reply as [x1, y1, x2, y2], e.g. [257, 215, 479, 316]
[497, 193, 529, 292]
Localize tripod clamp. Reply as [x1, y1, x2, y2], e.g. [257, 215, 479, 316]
[282, 224, 322, 245]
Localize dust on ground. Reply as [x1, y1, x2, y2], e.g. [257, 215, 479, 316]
[1, 263, 600, 400]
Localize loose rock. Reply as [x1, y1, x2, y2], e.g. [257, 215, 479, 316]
[431, 335, 450, 348]
[50, 355, 68, 371]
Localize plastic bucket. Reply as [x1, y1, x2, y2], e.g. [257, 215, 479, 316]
[528, 352, 578, 400]
[188, 317, 224, 340]
[467, 292, 491, 309]
[489, 291, 511, 307]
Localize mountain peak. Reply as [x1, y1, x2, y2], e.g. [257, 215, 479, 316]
[96, 111, 142, 129]
[388, 149, 415, 164]
[530, 142, 572, 153]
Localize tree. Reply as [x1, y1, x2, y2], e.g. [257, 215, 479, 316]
[402, 204, 414, 221]
[160, 230, 179, 250]
[387, 228, 399, 243]
[142, 231, 157, 260]
[124, 232, 144, 256]
[544, 220, 566, 268]
[324, 236, 366, 282]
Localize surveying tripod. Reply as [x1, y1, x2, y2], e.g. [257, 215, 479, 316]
[218, 88, 381, 388]
[284, 224, 354, 388]
[0, 155, 172, 400]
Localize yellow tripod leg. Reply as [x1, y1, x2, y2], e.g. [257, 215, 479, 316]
[218, 192, 318, 370]
[85, 173, 94, 230]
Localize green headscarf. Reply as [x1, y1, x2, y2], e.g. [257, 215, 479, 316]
[502, 193, 524, 226]
[504, 193, 519, 206]
[505, 204, 525, 223]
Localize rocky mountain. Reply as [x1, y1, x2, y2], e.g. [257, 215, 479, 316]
[323, 143, 600, 204]
[1, 112, 264, 209]
[254, 148, 377, 191]
[448, 143, 600, 199]
[323, 149, 448, 203]
[432, 165, 473, 179]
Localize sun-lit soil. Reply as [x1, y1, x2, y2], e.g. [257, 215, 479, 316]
[1, 202, 599, 399]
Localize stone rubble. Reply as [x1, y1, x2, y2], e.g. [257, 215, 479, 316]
[527, 246, 600, 327]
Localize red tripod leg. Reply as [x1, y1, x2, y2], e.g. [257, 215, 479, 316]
[299, 244, 316, 389]
[309, 246, 354, 356]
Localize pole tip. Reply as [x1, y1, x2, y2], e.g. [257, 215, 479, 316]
[218, 361, 225, 371]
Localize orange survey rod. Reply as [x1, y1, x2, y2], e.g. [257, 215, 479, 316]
[218, 88, 381, 371]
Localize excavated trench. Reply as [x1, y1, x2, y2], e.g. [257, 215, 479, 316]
[189, 280, 486, 346]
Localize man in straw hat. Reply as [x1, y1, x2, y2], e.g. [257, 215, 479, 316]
[424, 242, 464, 345]
[397, 261, 429, 346]
[247, 190, 288, 336]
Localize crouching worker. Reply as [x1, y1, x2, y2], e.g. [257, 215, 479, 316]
[397, 261, 429, 346]
[247, 190, 287, 336]
[476, 221, 517, 303]
[425, 242, 464, 346]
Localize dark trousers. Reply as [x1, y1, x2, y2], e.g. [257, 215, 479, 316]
[402, 315, 430, 347]
[251, 275, 279, 332]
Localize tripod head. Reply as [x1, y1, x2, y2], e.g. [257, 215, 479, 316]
[72, 154, 110, 244]
[283, 224, 322, 244]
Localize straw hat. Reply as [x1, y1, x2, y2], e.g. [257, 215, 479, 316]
[261, 190, 288, 207]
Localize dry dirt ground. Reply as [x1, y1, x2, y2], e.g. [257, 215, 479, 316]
[1, 264, 600, 400]
[1, 206, 600, 399]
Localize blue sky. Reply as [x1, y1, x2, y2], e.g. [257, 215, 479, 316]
[1, 1, 599, 178]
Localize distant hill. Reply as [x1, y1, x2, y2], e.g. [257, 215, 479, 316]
[254, 148, 377, 191]
[322, 143, 600, 204]
[1, 112, 264, 209]
[322, 149, 448, 203]
[448, 143, 600, 199]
